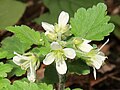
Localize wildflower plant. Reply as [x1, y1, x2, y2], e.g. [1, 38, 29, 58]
[0, 3, 114, 90]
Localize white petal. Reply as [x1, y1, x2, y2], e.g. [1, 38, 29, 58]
[13, 56, 27, 66]
[63, 48, 76, 59]
[93, 67, 96, 80]
[93, 55, 106, 69]
[78, 43, 93, 52]
[14, 52, 29, 60]
[51, 42, 62, 50]
[96, 54, 106, 62]
[58, 11, 69, 27]
[56, 60, 67, 74]
[42, 22, 54, 32]
[43, 52, 55, 65]
[83, 39, 91, 44]
[27, 61, 36, 82]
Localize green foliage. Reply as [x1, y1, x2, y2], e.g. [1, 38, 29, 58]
[1, 80, 53, 90]
[34, 0, 103, 24]
[32, 47, 50, 56]
[1, 36, 31, 59]
[111, 15, 120, 25]
[73, 88, 83, 90]
[38, 83, 53, 90]
[0, 0, 26, 30]
[0, 62, 13, 77]
[31, 33, 50, 56]
[43, 64, 58, 84]
[67, 59, 90, 75]
[6, 25, 41, 45]
[0, 49, 7, 59]
[0, 78, 10, 89]
[111, 15, 120, 39]
[70, 3, 114, 41]
[7, 60, 26, 77]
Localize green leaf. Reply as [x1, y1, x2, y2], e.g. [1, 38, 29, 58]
[0, 62, 13, 77]
[1, 36, 31, 59]
[67, 59, 90, 75]
[70, 3, 114, 41]
[65, 88, 71, 90]
[34, 0, 104, 24]
[7, 60, 26, 77]
[0, 78, 10, 89]
[6, 25, 41, 45]
[0, 48, 7, 59]
[38, 83, 53, 90]
[43, 64, 58, 84]
[1, 80, 53, 90]
[73, 88, 83, 90]
[0, 0, 26, 30]
[32, 47, 50, 56]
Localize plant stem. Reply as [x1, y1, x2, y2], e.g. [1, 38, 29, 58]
[58, 73, 65, 90]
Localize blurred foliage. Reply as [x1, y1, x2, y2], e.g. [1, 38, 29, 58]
[111, 15, 120, 39]
[34, 0, 104, 24]
[0, 0, 26, 30]
[67, 59, 90, 75]
[42, 64, 59, 84]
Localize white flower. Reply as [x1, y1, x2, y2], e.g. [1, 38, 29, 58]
[86, 51, 107, 79]
[78, 39, 93, 52]
[43, 42, 76, 74]
[73, 38, 93, 52]
[42, 11, 70, 41]
[13, 52, 40, 82]
[86, 39, 109, 79]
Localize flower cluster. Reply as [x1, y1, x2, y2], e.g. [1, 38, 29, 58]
[13, 52, 40, 82]
[73, 38, 108, 79]
[42, 11, 71, 41]
[13, 11, 108, 82]
[42, 11, 76, 74]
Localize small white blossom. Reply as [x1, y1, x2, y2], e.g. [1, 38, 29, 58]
[86, 39, 109, 79]
[42, 11, 70, 41]
[86, 50, 107, 79]
[43, 42, 76, 74]
[73, 38, 93, 52]
[13, 52, 40, 82]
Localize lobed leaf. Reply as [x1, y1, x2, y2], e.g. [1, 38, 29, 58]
[1, 80, 53, 90]
[0, 62, 13, 77]
[6, 25, 41, 45]
[70, 3, 114, 41]
[1, 36, 31, 59]
[0, 78, 10, 89]
[7, 60, 26, 77]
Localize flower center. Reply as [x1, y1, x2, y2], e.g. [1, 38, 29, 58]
[53, 50, 65, 62]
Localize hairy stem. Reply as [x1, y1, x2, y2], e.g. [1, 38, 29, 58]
[58, 73, 65, 90]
